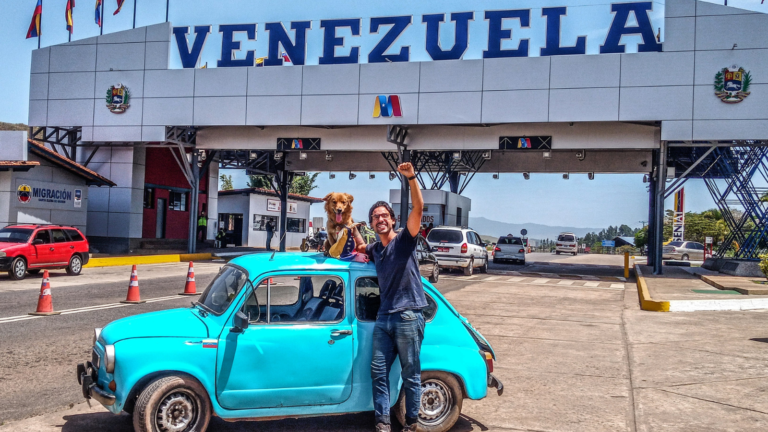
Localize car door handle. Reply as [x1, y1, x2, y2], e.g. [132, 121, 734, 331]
[69, 245, 75, 249]
[331, 330, 352, 336]
[49, 247, 55, 251]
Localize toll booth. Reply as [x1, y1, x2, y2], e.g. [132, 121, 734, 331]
[390, 189, 471, 228]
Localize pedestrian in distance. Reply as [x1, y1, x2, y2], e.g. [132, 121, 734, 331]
[356, 162, 426, 432]
[315, 227, 328, 252]
[197, 211, 207, 242]
[265, 219, 275, 251]
[426, 222, 434, 236]
[215, 228, 226, 248]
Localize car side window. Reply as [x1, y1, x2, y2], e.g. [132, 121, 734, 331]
[51, 229, 68, 243]
[355, 276, 437, 322]
[65, 229, 84, 242]
[473, 232, 483, 245]
[34, 230, 51, 244]
[244, 275, 345, 324]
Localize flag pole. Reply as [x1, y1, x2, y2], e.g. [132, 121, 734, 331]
[133, 0, 137, 28]
[39, 0, 43, 49]
[165, 0, 169, 22]
[100, 1, 104, 35]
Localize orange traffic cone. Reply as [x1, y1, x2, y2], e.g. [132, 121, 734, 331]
[179, 262, 198, 295]
[121, 265, 146, 304]
[29, 270, 61, 316]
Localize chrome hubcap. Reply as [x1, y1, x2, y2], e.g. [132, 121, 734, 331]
[71, 257, 81, 273]
[14, 261, 25, 277]
[156, 392, 196, 432]
[419, 379, 452, 426]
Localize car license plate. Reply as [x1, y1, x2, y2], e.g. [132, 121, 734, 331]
[438, 247, 450, 252]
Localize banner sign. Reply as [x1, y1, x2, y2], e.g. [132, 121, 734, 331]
[499, 136, 552, 150]
[673, 188, 684, 242]
[602, 240, 615, 247]
[15, 180, 85, 210]
[277, 138, 321, 151]
[267, 199, 298, 214]
[171, 1, 662, 68]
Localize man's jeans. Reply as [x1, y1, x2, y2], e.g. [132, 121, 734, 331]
[371, 309, 425, 425]
[266, 232, 273, 250]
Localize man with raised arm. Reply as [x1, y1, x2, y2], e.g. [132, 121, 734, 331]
[357, 162, 426, 432]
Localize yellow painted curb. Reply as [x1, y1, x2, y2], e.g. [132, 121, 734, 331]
[634, 264, 670, 312]
[84, 253, 213, 268]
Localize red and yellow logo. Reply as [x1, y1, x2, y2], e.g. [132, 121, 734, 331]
[17, 184, 31, 203]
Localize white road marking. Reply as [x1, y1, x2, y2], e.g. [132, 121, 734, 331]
[610, 283, 625, 289]
[0, 294, 193, 325]
[483, 276, 502, 281]
[584, 282, 601, 287]
[532, 279, 550, 284]
[557, 280, 575, 285]
[507, 277, 525, 282]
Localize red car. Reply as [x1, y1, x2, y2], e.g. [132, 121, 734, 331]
[0, 224, 90, 280]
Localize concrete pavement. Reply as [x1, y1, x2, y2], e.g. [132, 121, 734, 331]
[3, 255, 768, 431]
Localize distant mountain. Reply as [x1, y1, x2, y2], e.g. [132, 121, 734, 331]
[469, 216, 602, 241]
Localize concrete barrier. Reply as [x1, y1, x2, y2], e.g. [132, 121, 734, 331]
[83, 253, 213, 268]
[634, 264, 670, 312]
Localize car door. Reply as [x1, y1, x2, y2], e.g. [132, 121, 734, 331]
[216, 273, 355, 410]
[415, 236, 430, 278]
[50, 229, 72, 265]
[470, 232, 485, 265]
[29, 229, 54, 267]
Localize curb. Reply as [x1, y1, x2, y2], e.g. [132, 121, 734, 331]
[634, 265, 670, 312]
[83, 253, 213, 268]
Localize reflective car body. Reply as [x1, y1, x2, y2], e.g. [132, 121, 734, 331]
[493, 236, 526, 264]
[662, 241, 705, 261]
[555, 232, 578, 255]
[0, 224, 89, 280]
[78, 252, 499, 426]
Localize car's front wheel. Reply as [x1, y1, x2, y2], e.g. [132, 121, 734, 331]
[393, 371, 463, 432]
[429, 264, 439, 283]
[66, 254, 83, 276]
[9, 257, 27, 280]
[133, 375, 211, 432]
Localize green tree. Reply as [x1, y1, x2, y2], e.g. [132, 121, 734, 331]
[247, 175, 272, 189]
[290, 172, 320, 196]
[634, 226, 648, 249]
[219, 174, 234, 191]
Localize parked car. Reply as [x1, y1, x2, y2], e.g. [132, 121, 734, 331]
[416, 234, 440, 283]
[77, 253, 503, 432]
[556, 232, 578, 255]
[662, 241, 705, 260]
[426, 226, 489, 276]
[493, 236, 526, 264]
[0, 224, 89, 280]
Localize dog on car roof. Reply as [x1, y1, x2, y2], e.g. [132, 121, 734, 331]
[322, 192, 366, 260]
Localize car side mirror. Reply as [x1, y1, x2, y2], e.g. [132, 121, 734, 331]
[32, 239, 43, 245]
[231, 311, 250, 333]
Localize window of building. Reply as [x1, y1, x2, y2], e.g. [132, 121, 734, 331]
[143, 188, 154, 209]
[253, 215, 279, 231]
[287, 218, 306, 233]
[169, 191, 187, 211]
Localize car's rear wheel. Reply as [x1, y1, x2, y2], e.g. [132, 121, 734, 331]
[429, 264, 439, 283]
[133, 375, 211, 432]
[492, 257, 499, 264]
[27, 269, 41, 275]
[463, 259, 473, 276]
[9, 257, 27, 280]
[393, 371, 463, 432]
[66, 255, 83, 276]
[681, 254, 689, 261]
[478, 258, 488, 273]
[556, 251, 561, 255]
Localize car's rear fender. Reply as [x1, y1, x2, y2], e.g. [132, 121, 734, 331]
[420, 345, 488, 400]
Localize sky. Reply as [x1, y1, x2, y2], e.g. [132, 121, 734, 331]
[2, 0, 766, 230]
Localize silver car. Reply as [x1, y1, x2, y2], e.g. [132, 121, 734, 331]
[493, 236, 526, 264]
[662, 241, 705, 261]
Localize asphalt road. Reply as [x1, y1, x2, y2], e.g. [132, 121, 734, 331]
[487, 251, 634, 277]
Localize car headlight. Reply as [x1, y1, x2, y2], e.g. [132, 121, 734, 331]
[93, 328, 102, 346]
[104, 344, 115, 373]
[0, 251, 6, 257]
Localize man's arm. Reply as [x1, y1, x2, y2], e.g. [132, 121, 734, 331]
[398, 162, 423, 238]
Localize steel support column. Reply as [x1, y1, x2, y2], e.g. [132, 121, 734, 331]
[278, 170, 289, 252]
[399, 150, 411, 230]
[653, 142, 667, 275]
[187, 151, 200, 254]
[646, 157, 656, 268]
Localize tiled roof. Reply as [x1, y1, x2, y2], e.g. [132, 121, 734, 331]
[27, 140, 116, 187]
[219, 187, 324, 203]
[0, 160, 40, 168]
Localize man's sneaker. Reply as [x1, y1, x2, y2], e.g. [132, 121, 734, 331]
[402, 424, 419, 432]
[375, 423, 391, 432]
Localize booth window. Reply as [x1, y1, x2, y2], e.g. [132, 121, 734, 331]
[253, 215, 278, 231]
[143, 188, 154, 209]
[169, 191, 187, 211]
[287, 218, 306, 233]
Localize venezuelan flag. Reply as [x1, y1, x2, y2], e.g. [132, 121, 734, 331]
[114, 0, 125, 15]
[95, 0, 102, 26]
[66, 0, 75, 33]
[26, 0, 43, 39]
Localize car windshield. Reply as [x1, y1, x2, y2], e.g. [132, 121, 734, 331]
[0, 228, 33, 243]
[197, 265, 250, 315]
[668, 241, 684, 247]
[497, 237, 523, 245]
[427, 229, 463, 244]
[558, 234, 575, 242]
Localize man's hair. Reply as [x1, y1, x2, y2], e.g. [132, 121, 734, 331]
[369, 201, 395, 223]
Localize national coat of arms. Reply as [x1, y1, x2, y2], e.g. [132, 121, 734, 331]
[17, 184, 31, 203]
[106, 83, 131, 113]
[714, 66, 752, 103]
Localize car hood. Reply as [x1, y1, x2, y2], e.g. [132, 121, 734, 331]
[101, 308, 209, 343]
[0, 242, 27, 252]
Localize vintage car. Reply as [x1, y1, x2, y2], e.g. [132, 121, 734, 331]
[77, 252, 502, 432]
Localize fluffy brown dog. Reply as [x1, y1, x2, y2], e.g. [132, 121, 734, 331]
[323, 192, 356, 252]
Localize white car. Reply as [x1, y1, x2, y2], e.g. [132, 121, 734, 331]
[426, 226, 489, 276]
[493, 236, 526, 265]
[556, 232, 578, 255]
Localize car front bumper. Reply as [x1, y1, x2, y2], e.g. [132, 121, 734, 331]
[77, 362, 115, 407]
[0, 257, 12, 271]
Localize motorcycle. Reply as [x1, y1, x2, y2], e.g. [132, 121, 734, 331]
[300, 235, 323, 252]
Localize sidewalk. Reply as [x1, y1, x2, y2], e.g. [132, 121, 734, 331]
[635, 265, 768, 312]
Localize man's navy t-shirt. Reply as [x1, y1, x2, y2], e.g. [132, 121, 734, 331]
[365, 228, 428, 315]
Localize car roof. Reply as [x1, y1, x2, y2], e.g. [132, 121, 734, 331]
[431, 226, 474, 231]
[3, 224, 77, 229]
[230, 252, 375, 274]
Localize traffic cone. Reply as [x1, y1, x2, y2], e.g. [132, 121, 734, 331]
[121, 265, 146, 304]
[179, 262, 198, 295]
[29, 270, 61, 316]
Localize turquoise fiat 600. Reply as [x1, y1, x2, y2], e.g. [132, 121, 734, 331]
[77, 253, 503, 432]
